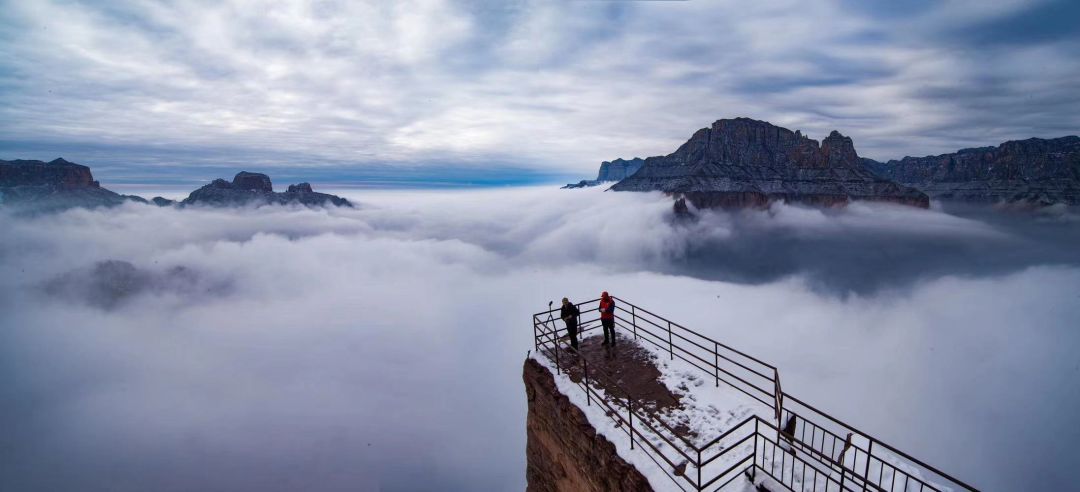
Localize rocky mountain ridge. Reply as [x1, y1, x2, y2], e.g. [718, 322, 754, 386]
[563, 158, 645, 188]
[179, 171, 352, 208]
[0, 158, 143, 211]
[0, 158, 352, 212]
[863, 136, 1080, 205]
[609, 118, 930, 209]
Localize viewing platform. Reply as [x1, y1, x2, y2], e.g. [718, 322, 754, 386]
[528, 297, 979, 492]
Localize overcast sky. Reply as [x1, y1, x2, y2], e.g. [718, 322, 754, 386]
[2, 0, 1079, 184]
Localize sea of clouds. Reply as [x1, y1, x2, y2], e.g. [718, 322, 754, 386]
[1, 186, 1078, 491]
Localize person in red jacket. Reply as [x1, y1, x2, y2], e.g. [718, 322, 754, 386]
[599, 291, 616, 347]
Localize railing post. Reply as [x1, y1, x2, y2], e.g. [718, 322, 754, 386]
[839, 432, 853, 491]
[667, 321, 673, 360]
[773, 368, 783, 429]
[862, 439, 874, 491]
[754, 418, 760, 481]
[553, 323, 561, 375]
[584, 358, 591, 406]
[714, 341, 719, 387]
[631, 304, 638, 340]
[751, 418, 759, 483]
[532, 316, 539, 351]
[628, 395, 634, 450]
[697, 448, 702, 490]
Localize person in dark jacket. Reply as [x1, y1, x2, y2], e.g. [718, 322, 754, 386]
[560, 298, 580, 349]
[599, 291, 616, 347]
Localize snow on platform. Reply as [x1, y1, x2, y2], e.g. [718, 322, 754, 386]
[532, 334, 774, 491]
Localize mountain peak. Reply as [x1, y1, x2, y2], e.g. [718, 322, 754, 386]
[611, 117, 928, 208]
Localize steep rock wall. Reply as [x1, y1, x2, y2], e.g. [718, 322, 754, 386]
[609, 118, 929, 209]
[523, 358, 653, 492]
[863, 136, 1080, 205]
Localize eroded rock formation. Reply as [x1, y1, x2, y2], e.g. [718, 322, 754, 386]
[523, 358, 652, 492]
[609, 118, 929, 209]
[180, 171, 352, 208]
[863, 136, 1080, 206]
[0, 158, 141, 211]
[563, 158, 645, 188]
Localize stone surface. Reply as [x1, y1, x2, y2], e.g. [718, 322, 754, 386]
[864, 136, 1080, 205]
[598, 158, 645, 182]
[563, 158, 645, 188]
[609, 118, 929, 209]
[0, 157, 142, 212]
[180, 172, 352, 208]
[524, 357, 653, 492]
[231, 171, 273, 192]
[287, 182, 314, 193]
[0, 157, 97, 189]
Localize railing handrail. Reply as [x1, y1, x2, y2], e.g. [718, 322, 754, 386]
[611, 296, 778, 371]
[530, 297, 979, 492]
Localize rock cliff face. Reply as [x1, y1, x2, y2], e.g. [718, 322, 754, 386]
[0, 157, 98, 189]
[598, 158, 645, 182]
[610, 118, 929, 209]
[0, 158, 138, 211]
[523, 358, 652, 492]
[563, 158, 645, 188]
[180, 172, 352, 208]
[863, 136, 1080, 205]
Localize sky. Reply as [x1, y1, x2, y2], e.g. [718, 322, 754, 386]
[2, 0, 1079, 185]
[2, 188, 1079, 490]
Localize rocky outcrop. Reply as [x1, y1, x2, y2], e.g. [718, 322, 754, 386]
[598, 158, 645, 182]
[523, 358, 652, 492]
[864, 136, 1080, 206]
[1, 160, 353, 212]
[0, 158, 141, 212]
[180, 172, 352, 208]
[563, 158, 645, 189]
[609, 118, 929, 209]
[287, 182, 314, 193]
[0, 157, 97, 189]
[231, 171, 273, 193]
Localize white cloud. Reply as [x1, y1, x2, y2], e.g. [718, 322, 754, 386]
[1, 189, 1077, 490]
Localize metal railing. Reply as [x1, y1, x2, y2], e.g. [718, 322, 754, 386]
[532, 297, 979, 492]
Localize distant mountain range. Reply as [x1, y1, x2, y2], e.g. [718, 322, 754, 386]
[863, 136, 1080, 206]
[562, 158, 644, 188]
[0, 158, 352, 213]
[566, 118, 1079, 209]
[609, 118, 928, 208]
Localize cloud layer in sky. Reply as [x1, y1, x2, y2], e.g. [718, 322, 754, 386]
[1, 0, 1078, 183]
[1, 188, 1078, 490]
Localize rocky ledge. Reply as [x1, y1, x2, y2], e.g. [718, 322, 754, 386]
[609, 118, 929, 209]
[863, 136, 1080, 206]
[180, 171, 352, 208]
[0, 158, 145, 212]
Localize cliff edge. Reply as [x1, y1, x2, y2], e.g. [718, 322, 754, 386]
[524, 357, 653, 492]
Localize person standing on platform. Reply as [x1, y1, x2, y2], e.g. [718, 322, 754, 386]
[599, 291, 616, 347]
[560, 297, 580, 350]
